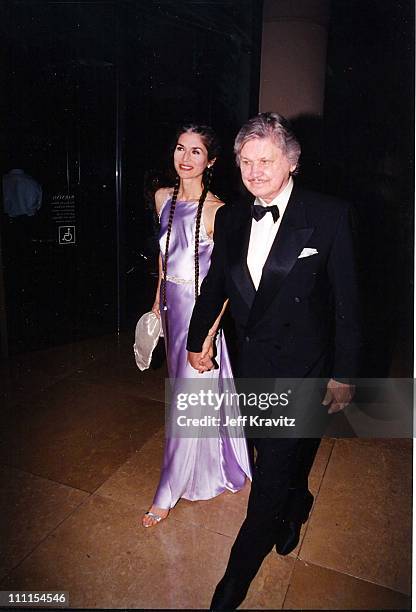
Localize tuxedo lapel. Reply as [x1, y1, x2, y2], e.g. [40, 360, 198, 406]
[228, 208, 256, 309]
[247, 186, 314, 330]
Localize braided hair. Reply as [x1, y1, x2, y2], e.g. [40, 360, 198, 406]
[194, 165, 213, 300]
[161, 124, 220, 313]
[161, 174, 180, 312]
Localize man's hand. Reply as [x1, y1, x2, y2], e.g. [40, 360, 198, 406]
[322, 378, 355, 414]
[188, 350, 215, 373]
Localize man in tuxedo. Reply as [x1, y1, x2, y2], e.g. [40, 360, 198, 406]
[187, 113, 361, 610]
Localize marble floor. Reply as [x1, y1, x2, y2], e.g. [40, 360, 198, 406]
[0, 334, 412, 610]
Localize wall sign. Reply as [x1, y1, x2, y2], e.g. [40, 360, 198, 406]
[58, 225, 76, 245]
[50, 194, 77, 245]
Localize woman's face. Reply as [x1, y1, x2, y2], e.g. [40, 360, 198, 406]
[173, 131, 213, 180]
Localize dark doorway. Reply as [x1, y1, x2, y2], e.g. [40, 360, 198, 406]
[322, 0, 414, 376]
[1, 0, 263, 354]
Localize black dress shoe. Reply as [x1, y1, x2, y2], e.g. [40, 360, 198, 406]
[210, 574, 251, 611]
[275, 519, 303, 556]
[275, 490, 314, 556]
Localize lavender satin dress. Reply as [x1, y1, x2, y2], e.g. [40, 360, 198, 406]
[152, 198, 252, 509]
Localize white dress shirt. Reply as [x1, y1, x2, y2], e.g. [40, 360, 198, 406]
[247, 177, 294, 289]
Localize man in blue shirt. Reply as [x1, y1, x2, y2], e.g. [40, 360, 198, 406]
[3, 168, 42, 217]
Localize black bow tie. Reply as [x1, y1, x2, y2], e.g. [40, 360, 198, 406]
[251, 204, 280, 223]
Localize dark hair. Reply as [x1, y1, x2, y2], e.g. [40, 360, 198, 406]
[161, 124, 218, 313]
[173, 123, 221, 160]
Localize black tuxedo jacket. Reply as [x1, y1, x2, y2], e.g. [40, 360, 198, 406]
[187, 184, 361, 380]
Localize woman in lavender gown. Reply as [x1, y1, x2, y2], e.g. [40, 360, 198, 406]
[142, 124, 251, 527]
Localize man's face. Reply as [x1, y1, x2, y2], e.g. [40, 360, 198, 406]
[239, 137, 296, 203]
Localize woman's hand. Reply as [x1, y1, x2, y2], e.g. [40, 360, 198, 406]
[152, 300, 161, 318]
[201, 334, 215, 360]
[188, 351, 213, 373]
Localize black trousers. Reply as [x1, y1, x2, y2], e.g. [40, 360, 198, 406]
[223, 437, 321, 582]
[226, 361, 329, 583]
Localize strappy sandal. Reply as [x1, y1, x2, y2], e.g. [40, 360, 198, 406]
[142, 509, 168, 528]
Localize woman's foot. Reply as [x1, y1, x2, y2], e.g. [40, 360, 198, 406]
[142, 506, 169, 528]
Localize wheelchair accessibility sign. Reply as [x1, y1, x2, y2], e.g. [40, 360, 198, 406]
[58, 226, 76, 245]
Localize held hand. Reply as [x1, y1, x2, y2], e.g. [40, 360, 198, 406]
[322, 378, 355, 414]
[199, 354, 215, 371]
[188, 351, 201, 370]
[188, 351, 215, 373]
[201, 334, 215, 360]
[151, 300, 160, 319]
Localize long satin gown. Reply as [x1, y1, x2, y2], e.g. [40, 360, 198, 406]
[152, 197, 252, 509]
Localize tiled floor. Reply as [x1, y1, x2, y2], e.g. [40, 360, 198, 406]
[0, 334, 412, 610]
